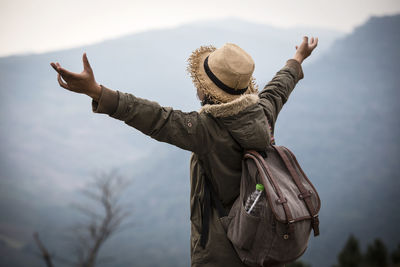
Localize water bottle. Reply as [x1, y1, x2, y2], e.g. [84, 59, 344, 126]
[245, 184, 265, 216]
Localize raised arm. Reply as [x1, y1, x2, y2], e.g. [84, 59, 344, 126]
[92, 85, 210, 154]
[259, 36, 318, 132]
[50, 54, 210, 155]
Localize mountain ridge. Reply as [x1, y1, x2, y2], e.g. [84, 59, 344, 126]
[0, 17, 343, 59]
[0, 14, 399, 267]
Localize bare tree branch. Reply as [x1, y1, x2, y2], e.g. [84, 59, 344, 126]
[33, 169, 132, 267]
[74, 170, 132, 267]
[33, 232, 55, 267]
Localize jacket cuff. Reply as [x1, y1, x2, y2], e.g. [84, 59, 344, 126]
[285, 59, 304, 82]
[91, 84, 119, 115]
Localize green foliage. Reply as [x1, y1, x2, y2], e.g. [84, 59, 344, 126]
[333, 235, 400, 267]
[391, 244, 400, 265]
[334, 234, 362, 267]
[287, 261, 311, 267]
[364, 238, 388, 267]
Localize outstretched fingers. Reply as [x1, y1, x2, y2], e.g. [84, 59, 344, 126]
[58, 66, 76, 78]
[51, 62, 77, 79]
[57, 73, 69, 89]
[50, 62, 70, 89]
[82, 52, 93, 73]
[314, 37, 319, 47]
[50, 62, 59, 72]
[310, 37, 318, 49]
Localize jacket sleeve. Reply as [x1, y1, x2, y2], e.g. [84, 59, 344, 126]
[91, 85, 209, 155]
[258, 59, 304, 132]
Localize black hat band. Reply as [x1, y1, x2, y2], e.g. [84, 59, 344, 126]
[203, 56, 248, 95]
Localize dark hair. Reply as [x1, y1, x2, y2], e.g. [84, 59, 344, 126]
[201, 94, 217, 106]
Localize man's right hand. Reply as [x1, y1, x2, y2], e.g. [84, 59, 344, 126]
[50, 53, 101, 101]
[293, 36, 318, 64]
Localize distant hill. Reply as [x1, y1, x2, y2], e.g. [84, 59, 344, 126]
[276, 14, 400, 266]
[0, 15, 399, 267]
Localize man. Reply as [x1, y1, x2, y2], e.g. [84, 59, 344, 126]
[51, 36, 318, 267]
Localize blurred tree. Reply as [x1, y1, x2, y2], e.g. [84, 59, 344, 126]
[391, 243, 400, 266]
[333, 234, 362, 267]
[363, 238, 388, 267]
[33, 170, 131, 267]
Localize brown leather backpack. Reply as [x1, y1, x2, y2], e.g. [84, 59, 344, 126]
[217, 145, 321, 266]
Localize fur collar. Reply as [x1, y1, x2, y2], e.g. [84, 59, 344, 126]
[199, 94, 259, 117]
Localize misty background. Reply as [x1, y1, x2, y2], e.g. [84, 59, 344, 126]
[0, 13, 400, 267]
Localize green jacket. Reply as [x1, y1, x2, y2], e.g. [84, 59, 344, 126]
[92, 59, 304, 267]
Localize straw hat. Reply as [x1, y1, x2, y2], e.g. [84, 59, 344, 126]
[187, 43, 258, 104]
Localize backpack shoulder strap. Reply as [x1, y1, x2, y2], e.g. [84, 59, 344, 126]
[273, 145, 320, 236]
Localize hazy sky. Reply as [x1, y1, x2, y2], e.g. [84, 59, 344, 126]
[0, 0, 399, 57]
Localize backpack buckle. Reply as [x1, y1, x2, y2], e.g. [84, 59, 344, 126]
[298, 190, 312, 199]
[275, 197, 287, 204]
[312, 215, 320, 236]
[284, 220, 295, 240]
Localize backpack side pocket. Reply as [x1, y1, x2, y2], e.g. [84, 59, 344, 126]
[227, 202, 261, 250]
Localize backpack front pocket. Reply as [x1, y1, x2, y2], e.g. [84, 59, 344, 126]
[227, 202, 261, 250]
